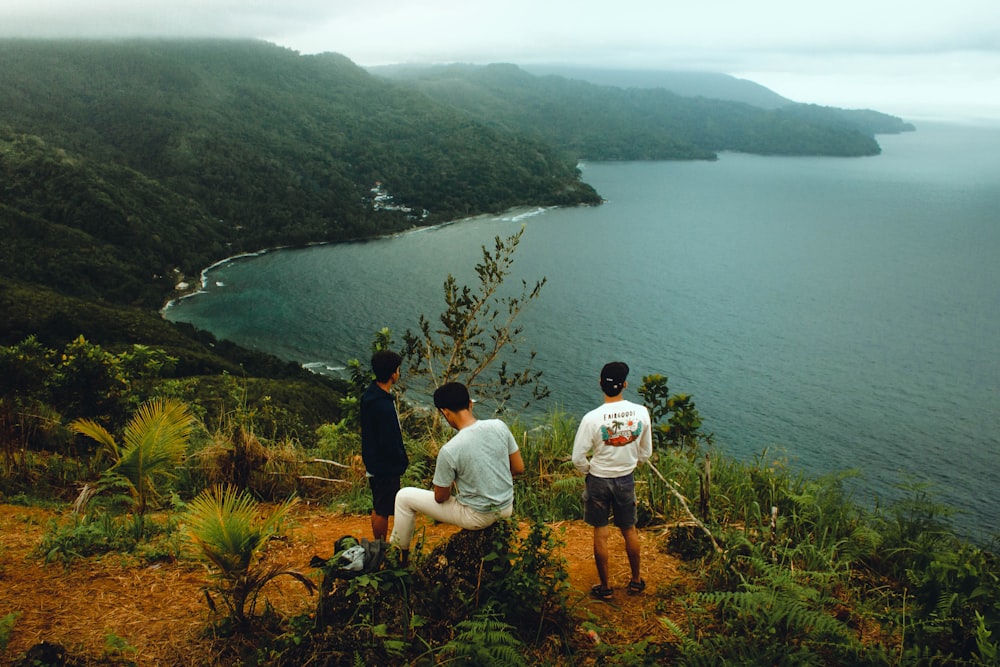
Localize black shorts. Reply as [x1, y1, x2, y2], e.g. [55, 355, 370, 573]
[369, 475, 401, 517]
[583, 473, 637, 529]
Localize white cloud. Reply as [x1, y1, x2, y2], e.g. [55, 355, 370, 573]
[2, 0, 999, 118]
[733, 50, 1000, 119]
[0, 0, 335, 39]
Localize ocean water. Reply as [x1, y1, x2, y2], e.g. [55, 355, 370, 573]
[165, 121, 1000, 539]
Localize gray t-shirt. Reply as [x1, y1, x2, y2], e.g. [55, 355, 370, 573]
[432, 419, 518, 513]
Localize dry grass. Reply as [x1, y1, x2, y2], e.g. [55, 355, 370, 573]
[0, 503, 695, 665]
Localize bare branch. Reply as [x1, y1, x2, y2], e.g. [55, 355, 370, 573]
[309, 458, 351, 469]
[647, 460, 722, 553]
[297, 476, 352, 485]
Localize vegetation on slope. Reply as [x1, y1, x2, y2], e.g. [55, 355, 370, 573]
[0, 38, 600, 306]
[0, 130, 227, 306]
[1, 37, 911, 322]
[518, 65, 797, 108]
[3, 372, 998, 665]
[1, 39, 599, 237]
[372, 62, 909, 159]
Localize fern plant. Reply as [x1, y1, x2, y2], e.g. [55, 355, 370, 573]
[437, 605, 526, 667]
[677, 556, 876, 665]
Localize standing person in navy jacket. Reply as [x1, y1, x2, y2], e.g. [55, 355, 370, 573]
[360, 350, 409, 541]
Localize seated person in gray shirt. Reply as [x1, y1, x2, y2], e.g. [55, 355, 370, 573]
[389, 382, 525, 563]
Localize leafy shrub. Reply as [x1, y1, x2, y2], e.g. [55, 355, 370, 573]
[34, 508, 177, 565]
[481, 514, 572, 641]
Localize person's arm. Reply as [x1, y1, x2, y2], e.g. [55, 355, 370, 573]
[571, 421, 592, 475]
[431, 444, 455, 503]
[637, 409, 654, 465]
[434, 484, 451, 503]
[509, 450, 525, 476]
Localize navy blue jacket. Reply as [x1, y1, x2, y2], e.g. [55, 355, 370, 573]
[359, 382, 408, 477]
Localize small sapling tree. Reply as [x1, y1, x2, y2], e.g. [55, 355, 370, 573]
[401, 226, 548, 417]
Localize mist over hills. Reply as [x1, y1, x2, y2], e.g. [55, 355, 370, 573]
[510, 65, 795, 109]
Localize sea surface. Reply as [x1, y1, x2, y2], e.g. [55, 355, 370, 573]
[165, 121, 1000, 540]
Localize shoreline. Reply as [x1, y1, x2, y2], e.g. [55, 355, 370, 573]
[159, 205, 556, 316]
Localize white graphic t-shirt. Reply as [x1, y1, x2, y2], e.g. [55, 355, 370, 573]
[572, 399, 653, 478]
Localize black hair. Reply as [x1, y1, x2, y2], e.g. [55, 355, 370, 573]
[433, 382, 471, 411]
[371, 350, 403, 383]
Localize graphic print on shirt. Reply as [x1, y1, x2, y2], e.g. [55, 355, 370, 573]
[599, 411, 644, 447]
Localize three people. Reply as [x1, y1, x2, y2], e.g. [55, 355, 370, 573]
[359, 350, 408, 541]
[572, 361, 652, 600]
[389, 382, 525, 564]
[360, 354, 651, 601]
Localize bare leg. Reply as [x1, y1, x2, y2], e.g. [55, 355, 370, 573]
[593, 525, 611, 588]
[621, 525, 642, 583]
[371, 511, 389, 541]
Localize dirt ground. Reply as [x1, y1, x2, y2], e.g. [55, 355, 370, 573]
[0, 502, 694, 665]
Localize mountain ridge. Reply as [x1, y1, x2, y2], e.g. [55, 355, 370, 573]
[470, 64, 795, 109]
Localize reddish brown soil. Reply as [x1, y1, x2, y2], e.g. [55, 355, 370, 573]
[0, 503, 693, 665]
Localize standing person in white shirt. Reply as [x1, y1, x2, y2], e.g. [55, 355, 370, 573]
[572, 361, 653, 600]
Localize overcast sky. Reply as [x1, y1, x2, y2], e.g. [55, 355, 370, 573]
[2, 0, 998, 120]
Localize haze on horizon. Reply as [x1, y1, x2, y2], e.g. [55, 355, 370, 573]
[2, 0, 998, 121]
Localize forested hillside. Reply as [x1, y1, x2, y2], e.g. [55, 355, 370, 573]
[1, 38, 916, 315]
[0, 39, 599, 306]
[0, 131, 227, 306]
[517, 65, 917, 135]
[370, 63, 913, 160]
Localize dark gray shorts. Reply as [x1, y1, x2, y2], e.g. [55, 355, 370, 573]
[369, 475, 400, 517]
[583, 473, 637, 529]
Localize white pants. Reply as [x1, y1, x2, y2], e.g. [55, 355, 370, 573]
[389, 487, 512, 550]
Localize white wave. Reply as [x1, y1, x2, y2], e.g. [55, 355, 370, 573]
[159, 287, 209, 314]
[199, 250, 272, 287]
[501, 206, 554, 223]
[302, 361, 347, 375]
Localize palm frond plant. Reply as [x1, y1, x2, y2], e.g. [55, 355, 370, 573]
[71, 398, 195, 516]
[183, 484, 314, 628]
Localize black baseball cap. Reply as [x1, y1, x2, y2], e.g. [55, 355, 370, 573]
[600, 362, 629, 395]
